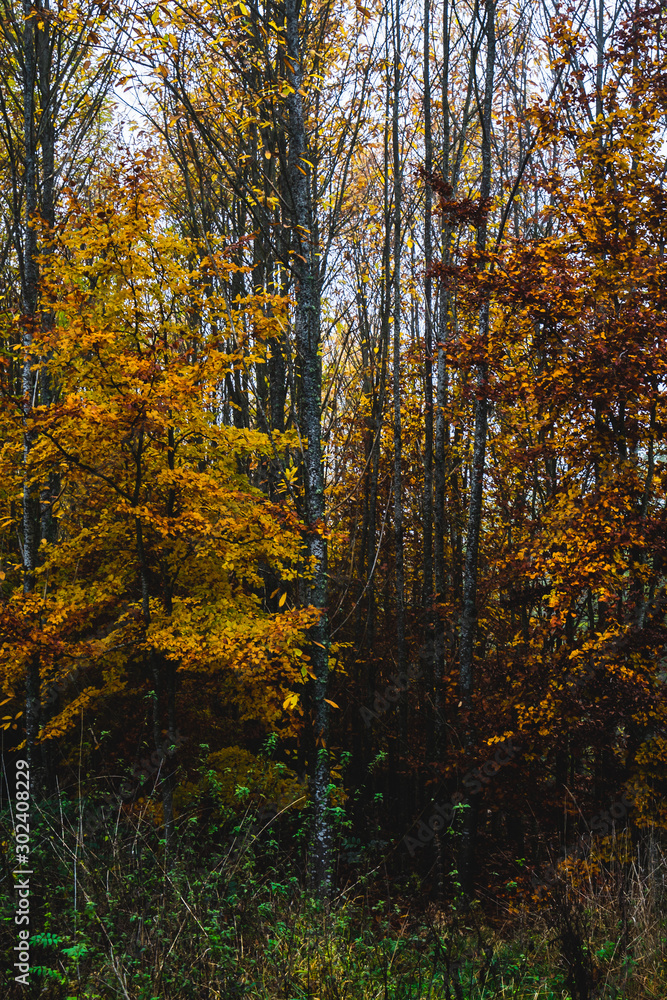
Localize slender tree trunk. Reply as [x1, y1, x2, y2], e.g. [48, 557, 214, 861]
[34, 4, 58, 793]
[391, 0, 407, 744]
[457, 0, 495, 900]
[160, 423, 178, 858]
[422, 0, 434, 610]
[37, 10, 58, 790]
[285, 0, 330, 900]
[22, 0, 39, 592]
[432, 0, 453, 761]
[134, 421, 175, 858]
[422, 0, 439, 760]
[22, 0, 42, 794]
[459, 0, 494, 718]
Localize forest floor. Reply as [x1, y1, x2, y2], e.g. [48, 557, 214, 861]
[1, 789, 665, 1000]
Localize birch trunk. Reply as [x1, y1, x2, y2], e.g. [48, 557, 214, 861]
[285, 0, 330, 900]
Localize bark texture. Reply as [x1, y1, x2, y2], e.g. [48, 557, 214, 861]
[457, 0, 495, 899]
[285, 0, 330, 900]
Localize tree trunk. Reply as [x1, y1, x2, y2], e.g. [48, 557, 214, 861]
[285, 0, 330, 901]
[422, 0, 439, 761]
[22, 0, 42, 795]
[391, 0, 407, 743]
[457, 0, 495, 900]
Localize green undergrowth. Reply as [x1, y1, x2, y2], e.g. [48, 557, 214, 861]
[0, 777, 665, 1000]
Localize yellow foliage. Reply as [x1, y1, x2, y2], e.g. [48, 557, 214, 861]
[172, 746, 307, 820]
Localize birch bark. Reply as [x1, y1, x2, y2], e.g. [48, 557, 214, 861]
[285, 0, 330, 899]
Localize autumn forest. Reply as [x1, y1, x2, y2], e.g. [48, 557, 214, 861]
[1, 0, 666, 997]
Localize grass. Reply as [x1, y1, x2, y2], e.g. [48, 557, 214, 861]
[0, 781, 665, 999]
